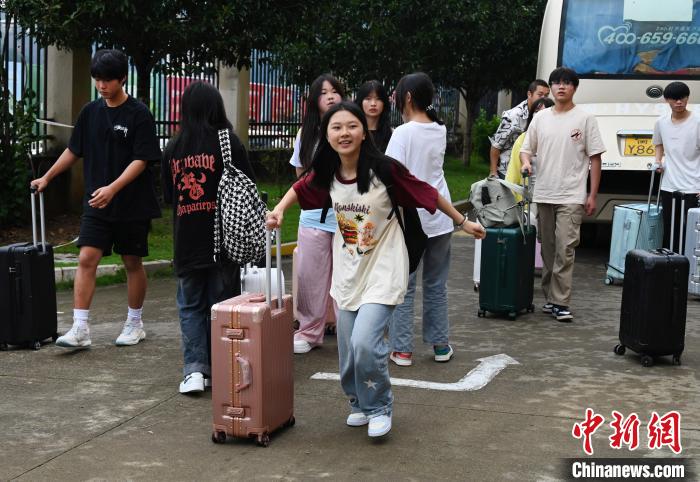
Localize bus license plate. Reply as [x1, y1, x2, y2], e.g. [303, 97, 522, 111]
[624, 137, 655, 157]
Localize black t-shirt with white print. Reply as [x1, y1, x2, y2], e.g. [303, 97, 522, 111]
[68, 96, 162, 221]
[162, 129, 255, 276]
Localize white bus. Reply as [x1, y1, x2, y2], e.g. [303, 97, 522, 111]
[537, 0, 700, 222]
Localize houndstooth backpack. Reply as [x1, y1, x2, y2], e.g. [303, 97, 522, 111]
[213, 129, 267, 264]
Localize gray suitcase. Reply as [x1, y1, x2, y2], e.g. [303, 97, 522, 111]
[605, 171, 663, 285]
[683, 202, 700, 297]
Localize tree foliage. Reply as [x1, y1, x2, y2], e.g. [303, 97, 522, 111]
[7, 0, 302, 104]
[270, 0, 547, 163]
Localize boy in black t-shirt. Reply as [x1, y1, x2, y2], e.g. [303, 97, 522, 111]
[31, 49, 161, 348]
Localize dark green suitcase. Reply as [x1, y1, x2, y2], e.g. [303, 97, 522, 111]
[477, 225, 536, 320]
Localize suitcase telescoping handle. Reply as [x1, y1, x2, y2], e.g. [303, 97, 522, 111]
[647, 168, 662, 210]
[521, 170, 531, 231]
[670, 191, 687, 253]
[29, 186, 47, 253]
[264, 228, 283, 309]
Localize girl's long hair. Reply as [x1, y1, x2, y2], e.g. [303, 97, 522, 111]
[165, 80, 233, 159]
[394, 72, 444, 125]
[299, 74, 346, 169]
[310, 101, 409, 194]
[525, 97, 554, 131]
[354, 80, 392, 152]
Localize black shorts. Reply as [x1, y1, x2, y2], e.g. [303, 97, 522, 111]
[77, 215, 151, 257]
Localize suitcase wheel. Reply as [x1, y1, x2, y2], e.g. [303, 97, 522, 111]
[256, 433, 270, 447]
[672, 355, 681, 366]
[31, 341, 41, 351]
[285, 416, 296, 428]
[477, 309, 485, 318]
[0, 343, 8, 351]
[325, 325, 336, 335]
[211, 431, 227, 444]
[293, 320, 300, 330]
[613, 344, 626, 356]
[51, 333, 59, 343]
[507, 312, 517, 321]
[641, 355, 654, 367]
[604, 277, 614, 286]
[527, 304, 535, 313]
[473, 283, 479, 292]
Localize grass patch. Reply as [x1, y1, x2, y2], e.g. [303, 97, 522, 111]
[54, 209, 174, 266]
[257, 182, 299, 244]
[443, 154, 490, 201]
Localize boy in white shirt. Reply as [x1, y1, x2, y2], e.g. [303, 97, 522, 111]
[520, 67, 605, 322]
[652, 81, 700, 253]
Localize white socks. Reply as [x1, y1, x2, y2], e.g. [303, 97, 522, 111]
[73, 309, 90, 330]
[72, 307, 143, 329]
[127, 306, 143, 326]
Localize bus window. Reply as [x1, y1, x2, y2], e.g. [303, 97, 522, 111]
[560, 0, 700, 77]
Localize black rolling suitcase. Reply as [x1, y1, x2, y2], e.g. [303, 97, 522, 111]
[0, 188, 58, 350]
[614, 248, 688, 367]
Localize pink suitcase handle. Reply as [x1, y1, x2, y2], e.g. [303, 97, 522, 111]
[235, 353, 251, 392]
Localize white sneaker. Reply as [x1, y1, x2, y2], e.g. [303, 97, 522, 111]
[368, 414, 392, 437]
[179, 372, 205, 394]
[293, 339, 317, 354]
[115, 321, 146, 346]
[346, 412, 369, 427]
[55, 325, 91, 348]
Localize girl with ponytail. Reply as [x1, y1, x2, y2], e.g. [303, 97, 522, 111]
[386, 72, 456, 368]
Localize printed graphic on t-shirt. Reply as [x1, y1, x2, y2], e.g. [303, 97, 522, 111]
[335, 202, 378, 255]
[571, 129, 583, 143]
[171, 153, 217, 216]
[113, 124, 129, 138]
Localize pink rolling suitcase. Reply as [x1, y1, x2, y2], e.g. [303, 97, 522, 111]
[292, 246, 337, 333]
[211, 229, 294, 447]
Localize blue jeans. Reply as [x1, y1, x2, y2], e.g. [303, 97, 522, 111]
[337, 304, 394, 418]
[176, 263, 240, 377]
[390, 232, 452, 353]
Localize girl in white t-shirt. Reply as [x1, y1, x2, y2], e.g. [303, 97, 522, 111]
[267, 101, 485, 438]
[289, 74, 345, 354]
[386, 72, 456, 367]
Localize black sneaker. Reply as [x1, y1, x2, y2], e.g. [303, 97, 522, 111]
[542, 303, 554, 313]
[551, 305, 573, 322]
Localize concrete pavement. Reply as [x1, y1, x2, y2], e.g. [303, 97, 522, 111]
[2, 233, 699, 480]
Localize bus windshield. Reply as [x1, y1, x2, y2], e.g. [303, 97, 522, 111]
[560, 0, 700, 77]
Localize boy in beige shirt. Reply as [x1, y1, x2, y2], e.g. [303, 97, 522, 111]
[520, 67, 605, 322]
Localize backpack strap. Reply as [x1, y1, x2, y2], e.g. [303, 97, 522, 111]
[374, 167, 405, 232]
[320, 196, 332, 223]
[218, 129, 245, 178]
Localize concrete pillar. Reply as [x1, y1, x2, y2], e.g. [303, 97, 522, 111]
[45, 47, 93, 210]
[458, 91, 469, 137]
[45, 47, 92, 149]
[496, 89, 513, 116]
[218, 64, 250, 149]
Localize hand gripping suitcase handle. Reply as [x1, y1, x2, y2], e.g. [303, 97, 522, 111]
[29, 186, 47, 253]
[234, 353, 252, 392]
[265, 228, 283, 309]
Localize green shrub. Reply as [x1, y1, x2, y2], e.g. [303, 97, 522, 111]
[0, 89, 43, 227]
[469, 109, 501, 165]
[248, 148, 295, 184]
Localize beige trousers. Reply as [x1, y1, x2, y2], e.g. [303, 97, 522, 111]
[536, 203, 584, 307]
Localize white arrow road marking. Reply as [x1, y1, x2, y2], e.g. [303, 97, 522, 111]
[311, 353, 519, 392]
